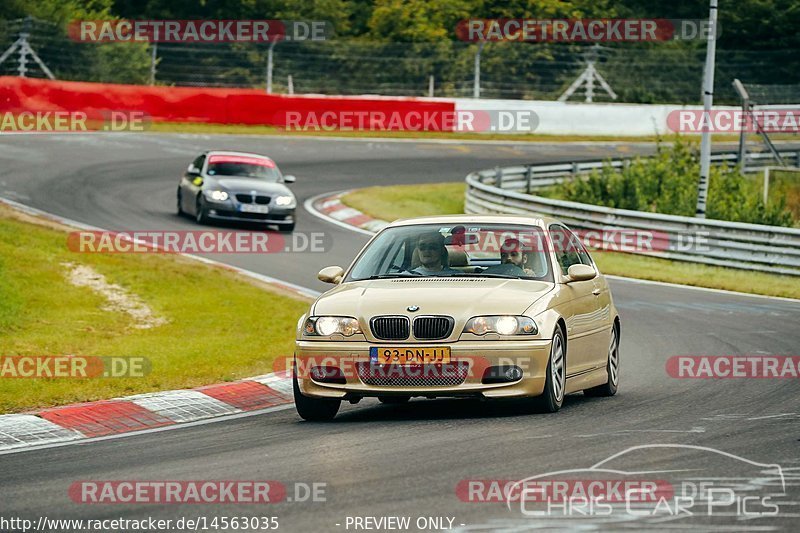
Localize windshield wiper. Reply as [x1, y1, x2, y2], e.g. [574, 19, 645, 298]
[363, 273, 422, 280]
[467, 273, 522, 279]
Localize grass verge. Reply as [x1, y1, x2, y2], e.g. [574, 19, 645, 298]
[0, 204, 310, 413]
[340, 183, 800, 300]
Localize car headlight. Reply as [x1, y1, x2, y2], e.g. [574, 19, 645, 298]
[205, 190, 229, 202]
[304, 316, 361, 337]
[463, 316, 538, 336]
[274, 195, 294, 206]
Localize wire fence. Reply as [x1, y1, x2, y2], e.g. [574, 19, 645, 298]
[2, 17, 800, 104]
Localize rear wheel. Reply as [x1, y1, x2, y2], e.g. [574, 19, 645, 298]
[293, 372, 340, 421]
[584, 324, 619, 397]
[532, 327, 566, 413]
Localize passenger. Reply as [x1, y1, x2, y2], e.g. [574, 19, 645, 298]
[412, 232, 458, 275]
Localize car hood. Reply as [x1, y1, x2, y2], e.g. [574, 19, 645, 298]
[313, 278, 553, 318]
[209, 177, 291, 195]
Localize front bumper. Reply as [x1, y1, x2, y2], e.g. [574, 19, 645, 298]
[207, 204, 295, 225]
[294, 339, 553, 399]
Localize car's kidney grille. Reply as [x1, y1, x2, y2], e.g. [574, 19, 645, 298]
[413, 316, 454, 340]
[370, 316, 409, 340]
[235, 194, 271, 204]
[357, 362, 469, 387]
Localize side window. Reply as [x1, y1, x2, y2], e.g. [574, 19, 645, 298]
[191, 155, 205, 173]
[572, 237, 594, 267]
[549, 224, 590, 275]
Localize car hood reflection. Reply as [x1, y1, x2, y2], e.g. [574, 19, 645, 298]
[313, 278, 553, 318]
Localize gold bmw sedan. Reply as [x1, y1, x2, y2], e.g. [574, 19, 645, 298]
[293, 215, 620, 421]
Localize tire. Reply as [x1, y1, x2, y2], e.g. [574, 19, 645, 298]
[278, 222, 295, 233]
[176, 190, 184, 215]
[195, 197, 209, 225]
[584, 324, 619, 397]
[532, 327, 566, 413]
[293, 372, 340, 421]
[378, 396, 410, 404]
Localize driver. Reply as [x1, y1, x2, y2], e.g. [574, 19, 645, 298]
[499, 237, 536, 276]
[412, 231, 457, 275]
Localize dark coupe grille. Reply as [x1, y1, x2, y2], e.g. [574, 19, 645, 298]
[370, 316, 410, 340]
[235, 194, 271, 204]
[413, 316, 454, 340]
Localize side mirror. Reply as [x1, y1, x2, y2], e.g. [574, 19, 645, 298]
[566, 264, 596, 282]
[318, 265, 344, 284]
[283, 174, 296, 184]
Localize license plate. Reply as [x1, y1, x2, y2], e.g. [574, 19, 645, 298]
[239, 204, 269, 213]
[370, 346, 451, 365]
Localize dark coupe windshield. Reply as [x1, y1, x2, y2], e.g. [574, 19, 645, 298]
[206, 155, 282, 181]
[347, 223, 553, 282]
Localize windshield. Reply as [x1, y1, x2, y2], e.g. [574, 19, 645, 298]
[205, 155, 282, 181]
[347, 223, 553, 282]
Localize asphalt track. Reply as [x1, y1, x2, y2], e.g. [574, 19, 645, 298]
[1, 133, 799, 531]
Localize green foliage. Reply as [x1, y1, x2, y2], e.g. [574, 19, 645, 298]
[1, 1, 798, 101]
[552, 139, 796, 227]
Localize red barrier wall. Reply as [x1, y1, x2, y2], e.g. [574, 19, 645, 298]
[0, 77, 455, 130]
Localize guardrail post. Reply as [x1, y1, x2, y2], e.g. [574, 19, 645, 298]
[525, 165, 533, 194]
[572, 162, 579, 175]
[495, 166, 502, 189]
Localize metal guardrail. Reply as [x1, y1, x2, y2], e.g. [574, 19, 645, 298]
[464, 150, 800, 276]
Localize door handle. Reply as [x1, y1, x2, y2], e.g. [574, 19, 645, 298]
[592, 288, 601, 296]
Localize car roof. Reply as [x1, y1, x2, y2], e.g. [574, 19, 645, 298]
[386, 213, 564, 229]
[204, 150, 275, 162]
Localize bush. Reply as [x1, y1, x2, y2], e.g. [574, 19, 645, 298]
[552, 139, 795, 227]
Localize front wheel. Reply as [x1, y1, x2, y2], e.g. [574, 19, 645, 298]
[293, 373, 340, 421]
[532, 327, 566, 413]
[195, 197, 209, 225]
[584, 324, 619, 397]
[176, 190, 184, 215]
[278, 222, 295, 233]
